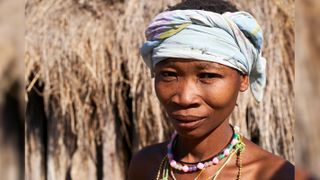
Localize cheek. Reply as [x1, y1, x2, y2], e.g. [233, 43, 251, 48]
[202, 80, 239, 108]
[154, 80, 173, 105]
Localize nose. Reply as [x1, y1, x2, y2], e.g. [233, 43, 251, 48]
[171, 79, 201, 108]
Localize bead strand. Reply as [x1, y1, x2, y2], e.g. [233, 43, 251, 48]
[167, 126, 242, 172]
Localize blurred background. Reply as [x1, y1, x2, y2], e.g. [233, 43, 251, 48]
[295, 0, 320, 178]
[0, 0, 24, 179]
[0, 0, 318, 179]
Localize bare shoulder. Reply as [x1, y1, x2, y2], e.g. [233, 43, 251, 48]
[127, 142, 168, 180]
[242, 138, 294, 180]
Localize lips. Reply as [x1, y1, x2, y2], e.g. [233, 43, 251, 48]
[170, 114, 206, 130]
[171, 114, 204, 121]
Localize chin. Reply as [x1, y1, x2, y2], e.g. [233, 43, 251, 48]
[175, 127, 208, 140]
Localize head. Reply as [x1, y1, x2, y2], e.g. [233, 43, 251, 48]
[141, 0, 266, 138]
[158, 0, 246, 138]
[154, 58, 248, 138]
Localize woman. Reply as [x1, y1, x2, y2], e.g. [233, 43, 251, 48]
[128, 0, 294, 179]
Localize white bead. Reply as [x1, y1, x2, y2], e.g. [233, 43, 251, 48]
[197, 163, 204, 169]
[234, 126, 240, 133]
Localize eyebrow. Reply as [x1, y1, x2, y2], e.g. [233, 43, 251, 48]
[196, 62, 224, 71]
[158, 60, 224, 71]
[163, 61, 177, 67]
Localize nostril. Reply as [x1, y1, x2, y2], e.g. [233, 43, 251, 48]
[172, 101, 200, 109]
[171, 94, 201, 108]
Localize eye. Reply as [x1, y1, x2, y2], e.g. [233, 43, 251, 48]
[198, 73, 222, 79]
[198, 72, 222, 83]
[161, 71, 176, 77]
[158, 71, 177, 82]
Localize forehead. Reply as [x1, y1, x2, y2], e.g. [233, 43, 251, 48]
[154, 58, 228, 71]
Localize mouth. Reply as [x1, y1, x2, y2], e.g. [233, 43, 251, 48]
[170, 115, 206, 130]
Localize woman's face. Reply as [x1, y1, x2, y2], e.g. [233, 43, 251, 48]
[154, 58, 248, 138]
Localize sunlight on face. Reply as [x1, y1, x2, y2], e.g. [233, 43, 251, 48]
[154, 58, 248, 138]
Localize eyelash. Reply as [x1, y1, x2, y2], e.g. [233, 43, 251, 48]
[157, 71, 222, 82]
[161, 71, 177, 77]
[158, 71, 177, 82]
[198, 73, 222, 79]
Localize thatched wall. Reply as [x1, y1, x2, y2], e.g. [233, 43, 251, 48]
[25, 0, 294, 179]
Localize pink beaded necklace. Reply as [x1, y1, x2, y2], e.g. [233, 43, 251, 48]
[167, 125, 241, 173]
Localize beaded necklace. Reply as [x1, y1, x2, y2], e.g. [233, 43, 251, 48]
[156, 126, 246, 180]
[167, 126, 241, 173]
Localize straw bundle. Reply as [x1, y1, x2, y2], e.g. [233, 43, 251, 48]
[26, 0, 178, 179]
[25, 0, 294, 179]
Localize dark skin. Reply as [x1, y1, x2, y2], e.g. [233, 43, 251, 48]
[128, 58, 294, 180]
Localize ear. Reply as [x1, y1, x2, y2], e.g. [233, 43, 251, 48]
[239, 74, 249, 92]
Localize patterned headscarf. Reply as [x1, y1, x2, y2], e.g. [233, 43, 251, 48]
[140, 10, 266, 102]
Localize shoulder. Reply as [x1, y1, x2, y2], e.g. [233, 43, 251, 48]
[127, 142, 168, 180]
[242, 138, 294, 180]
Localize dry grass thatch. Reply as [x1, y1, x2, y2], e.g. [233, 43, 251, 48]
[25, 0, 294, 179]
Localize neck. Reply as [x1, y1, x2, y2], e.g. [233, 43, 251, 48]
[174, 120, 233, 163]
